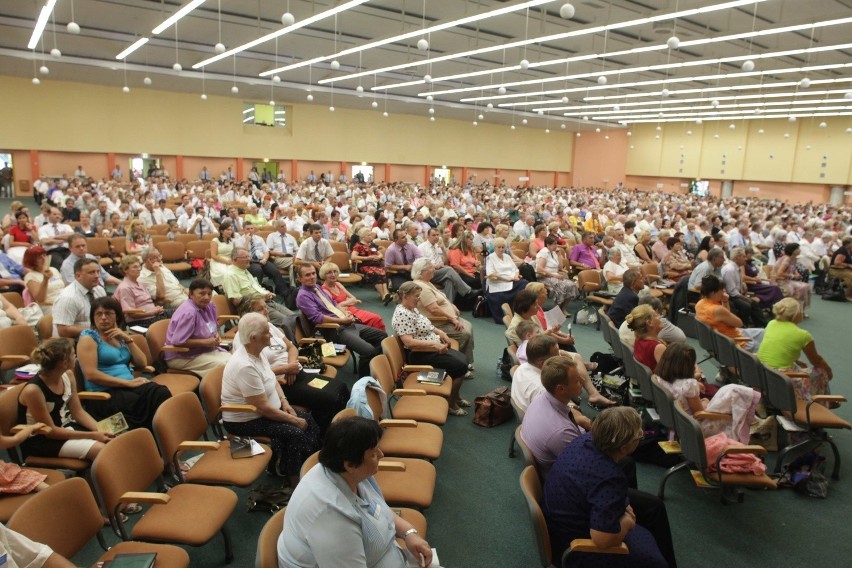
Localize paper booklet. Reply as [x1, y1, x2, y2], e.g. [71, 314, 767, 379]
[97, 412, 129, 435]
[417, 370, 446, 385]
[404, 547, 442, 568]
[543, 305, 567, 330]
[230, 437, 267, 459]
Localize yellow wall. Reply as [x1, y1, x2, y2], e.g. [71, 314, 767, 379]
[0, 75, 573, 172]
[626, 116, 852, 185]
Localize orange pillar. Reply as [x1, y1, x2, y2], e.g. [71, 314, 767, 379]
[339, 161, 347, 180]
[553, 172, 559, 187]
[106, 153, 116, 178]
[494, 168, 501, 186]
[175, 155, 184, 180]
[235, 158, 244, 181]
[525, 170, 531, 187]
[291, 160, 299, 182]
[384, 163, 391, 183]
[424, 165, 430, 187]
[461, 167, 468, 186]
[29, 150, 40, 180]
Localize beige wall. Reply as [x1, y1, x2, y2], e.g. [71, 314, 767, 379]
[572, 130, 629, 188]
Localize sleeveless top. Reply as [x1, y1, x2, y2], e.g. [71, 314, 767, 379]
[695, 299, 739, 339]
[633, 338, 663, 370]
[16, 374, 73, 428]
[80, 329, 134, 392]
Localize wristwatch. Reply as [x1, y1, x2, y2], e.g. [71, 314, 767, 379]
[402, 528, 419, 540]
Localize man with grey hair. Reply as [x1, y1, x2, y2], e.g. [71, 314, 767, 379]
[722, 247, 767, 327]
[688, 247, 726, 289]
[223, 247, 293, 325]
[417, 228, 474, 302]
[139, 247, 190, 310]
[619, 293, 687, 348]
[266, 219, 299, 280]
[612, 227, 641, 268]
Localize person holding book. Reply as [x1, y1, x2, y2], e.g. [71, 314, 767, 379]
[76, 297, 172, 431]
[278, 416, 433, 568]
[236, 295, 349, 435]
[391, 281, 470, 416]
[17, 338, 113, 463]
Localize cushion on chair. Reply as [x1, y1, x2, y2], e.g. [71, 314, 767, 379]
[374, 458, 436, 510]
[391, 397, 449, 426]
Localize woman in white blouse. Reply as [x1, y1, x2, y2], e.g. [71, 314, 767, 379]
[535, 236, 578, 316]
[484, 237, 528, 324]
[22, 246, 64, 311]
[603, 247, 629, 295]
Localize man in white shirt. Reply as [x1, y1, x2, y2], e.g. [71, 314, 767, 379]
[54, 258, 107, 338]
[266, 219, 299, 280]
[612, 227, 641, 268]
[721, 247, 767, 327]
[0, 524, 74, 568]
[512, 215, 535, 241]
[37, 207, 74, 269]
[417, 228, 473, 302]
[178, 206, 216, 237]
[296, 224, 334, 271]
[152, 199, 176, 225]
[238, 221, 290, 298]
[510, 335, 559, 414]
[60, 234, 121, 286]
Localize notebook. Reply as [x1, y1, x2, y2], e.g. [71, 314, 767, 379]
[97, 412, 129, 435]
[417, 370, 446, 385]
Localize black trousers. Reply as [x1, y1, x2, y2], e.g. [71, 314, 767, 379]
[249, 260, 290, 297]
[626, 488, 677, 568]
[730, 294, 767, 327]
[283, 372, 350, 435]
[389, 271, 412, 291]
[333, 323, 387, 377]
[408, 348, 468, 379]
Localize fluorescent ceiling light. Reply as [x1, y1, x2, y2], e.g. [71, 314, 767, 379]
[582, 79, 852, 102]
[421, 43, 852, 97]
[578, 98, 849, 117]
[263, 0, 556, 76]
[598, 105, 852, 121]
[116, 38, 150, 60]
[624, 112, 852, 124]
[323, 0, 771, 85]
[27, 0, 57, 50]
[194, 0, 370, 69]
[243, 117, 254, 123]
[153, 0, 207, 35]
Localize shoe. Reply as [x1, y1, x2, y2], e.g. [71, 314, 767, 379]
[382, 293, 393, 306]
[468, 364, 475, 371]
[458, 398, 472, 408]
[448, 407, 469, 417]
[463, 371, 475, 380]
[124, 503, 143, 515]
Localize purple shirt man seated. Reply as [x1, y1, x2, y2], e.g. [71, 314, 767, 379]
[569, 232, 601, 270]
[384, 229, 423, 290]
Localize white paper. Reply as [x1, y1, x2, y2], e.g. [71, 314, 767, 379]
[543, 305, 566, 330]
[249, 439, 266, 456]
[129, 325, 148, 334]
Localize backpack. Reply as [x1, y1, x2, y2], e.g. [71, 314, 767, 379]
[821, 278, 848, 302]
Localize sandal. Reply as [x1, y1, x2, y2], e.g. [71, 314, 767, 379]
[124, 503, 143, 515]
[458, 398, 472, 408]
[448, 407, 468, 417]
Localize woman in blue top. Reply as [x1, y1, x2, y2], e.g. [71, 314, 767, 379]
[278, 417, 433, 568]
[77, 297, 171, 431]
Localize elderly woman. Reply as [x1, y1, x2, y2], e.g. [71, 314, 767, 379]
[651, 230, 671, 263]
[392, 281, 470, 416]
[320, 262, 385, 331]
[210, 221, 236, 288]
[661, 237, 692, 281]
[543, 407, 676, 568]
[536, 235, 578, 316]
[633, 231, 655, 264]
[164, 278, 231, 376]
[350, 228, 391, 302]
[237, 295, 348, 435]
[278, 417, 432, 568]
[411, 258, 475, 368]
[603, 248, 629, 295]
[77, 297, 172, 431]
[221, 312, 320, 485]
[372, 215, 391, 240]
[774, 243, 812, 311]
[22, 245, 63, 311]
[758, 298, 833, 401]
[528, 224, 548, 258]
[484, 237, 528, 324]
[113, 254, 168, 327]
[74, 211, 98, 238]
[447, 231, 482, 289]
[741, 246, 783, 308]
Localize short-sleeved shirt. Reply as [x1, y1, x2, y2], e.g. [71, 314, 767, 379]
[23, 268, 64, 305]
[510, 363, 543, 414]
[757, 320, 813, 370]
[52, 281, 106, 336]
[416, 280, 454, 318]
[223, 265, 267, 300]
[521, 390, 585, 476]
[113, 278, 157, 321]
[221, 347, 280, 423]
[607, 287, 638, 328]
[139, 266, 185, 307]
[296, 238, 334, 262]
[164, 299, 222, 361]
[0, 523, 54, 568]
[391, 305, 439, 343]
[633, 338, 663, 370]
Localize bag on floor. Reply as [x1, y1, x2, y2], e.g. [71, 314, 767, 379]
[472, 295, 491, 318]
[822, 278, 848, 302]
[496, 348, 514, 382]
[473, 386, 513, 428]
[247, 483, 293, 513]
[589, 352, 623, 376]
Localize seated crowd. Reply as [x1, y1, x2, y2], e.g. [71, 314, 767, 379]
[0, 170, 848, 567]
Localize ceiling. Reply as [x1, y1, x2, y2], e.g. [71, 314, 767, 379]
[2, 0, 851, 130]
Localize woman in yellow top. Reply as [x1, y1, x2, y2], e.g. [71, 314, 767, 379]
[757, 298, 833, 401]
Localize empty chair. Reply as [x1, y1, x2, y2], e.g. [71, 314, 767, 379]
[153, 392, 272, 486]
[695, 319, 718, 364]
[7, 476, 189, 567]
[573, 270, 613, 330]
[0, 325, 38, 377]
[329, 251, 363, 285]
[90, 428, 238, 563]
[156, 241, 191, 274]
[734, 344, 765, 391]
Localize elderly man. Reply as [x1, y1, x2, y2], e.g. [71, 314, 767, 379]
[178, 206, 216, 237]
[688, 247, 726, 289]
[60, 234, 121, 287]
[295, 223, 334, 271]
[37, 207, 74, 269]
[721, 247, 767, 327]
[222, 247, 293, 325]
[53, 258, 106, 338]
[267, 219, 300, 277]
[510, 335, 560, 414]
[512, 215, 535, 241]
[417, 228, 474, 302]
[138, 248, 190, 310]
[520, 355, 591, 476]
[612, 227, 641, 268]
[295, 264, 386, 377]
[238, 221, 291, 298]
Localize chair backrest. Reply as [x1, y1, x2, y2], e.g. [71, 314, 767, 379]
[381, 336, 405, 376]
[86, 237, 111, 257]
[619, 341, 639, 382]
[129, 333, 154, 367]
[368, 355, 396, 399]
[110, 237, 127, 256]
[6, 476, 104, 559]
[212, 294, 236, 320]
[37, 313, 53, 340]
[734, 345, 764, 391]
[760, 365, 797, 415]
[152, 392, 209, 470]
[330, 251, 353, 272]
[641, 262, 662, 280]
[199, 365, 227, 436]
[0, 384, 23, 440]
[696, 319, 717, 356]
[1, 292, 24, 309]
[672, 402, 707, 470]
[635, 361, 655, 402]
[151, 234, 169, 244]
[330, 241, 348, 253]
[255, 507, 286, 568]
[712, 329, 738, 367]
[0, 326, 38, 372]
[577, 269, 603, 293]
[650, 375, 677, 430]
[150, 224, 170, 235]
[511, 396, 525, 424]
[300, 451, 320, 479]
[186, 239, 212, 260]
[515, 426, 540, 476]
[90, 428, 163, 521]
[175, 233, 197, 246]
[519, 465, 552, 568]
[146, 319, 172, 362]
[156, 241, 186, 262]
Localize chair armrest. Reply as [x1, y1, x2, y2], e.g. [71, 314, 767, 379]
[782, 371, 810, 379]
[378, 460, 406, 472]
[426, 316, 449, 323]
[12, 424, 52, 435]
[141, 366, 156, 373]
[695, 411, 733, 421]
[812, 395, 847, 404]
[393, 388, 427, 396]
[119, 492, 171, 506]
[162, 345, 189, 352]
[316, 323, 340, 330]
[123, 309, 146, 316]
[722, 445, 767, 456]
[298, 338, 325, 344]
[408, 346, 436, 353]
[0, 355, 29, 362]
[78, 391, 111, 401]
[380, 419, 418, 428]
[177, 441, 221, 452]
[219, 403, 258, 413]
[402, 365, 434, 372]
[568, 540, 629, 555]
[217, 315, 239, 322]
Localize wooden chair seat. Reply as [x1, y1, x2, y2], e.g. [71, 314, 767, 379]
[794, 400, 852, 430]
[715, 471, 778, 489]
[182, 440, 274, 486]
[400, 372, 453, 398]
[98, 541, 191, 567]
[390, 396, 448, 426]
[165, 261, 192, 273]
[22, 456, 89, 472]
[374, 457, 436, 510]
[152, 373, 200, 396]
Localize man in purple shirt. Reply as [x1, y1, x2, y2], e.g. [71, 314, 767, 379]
[164, 278, 230, 377]
[520, 355, 590, 477]
[384, 229, 423, 290]
[569, 231, 602, 271]
[294, 264, 386, 377]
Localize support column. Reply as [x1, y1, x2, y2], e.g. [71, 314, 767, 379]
[494, 169, 501, 186]
[721, 180, 733, 199]
[175, 155, 184, 180]
[106, 153, 115, 179]
[461, 167, 468, 186]
[339, 161, 347, 181]
[553, 172, 559, 187]
[525, 169, 531, 188]
[384, 163, 391, 183]
[830, 185, 846, 206]
[291, 160, 298, 182]
[424, 165, 430, 187]
[236, 158, 244, 181]
[29, 150, 40, 181]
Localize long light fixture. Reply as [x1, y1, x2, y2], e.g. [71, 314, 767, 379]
[623, 111, 852, 124]
[581, 79, 852, 103]
[373, 18, 852, 92]
[27, 0, 57, 50]
[116, 37, 150, 60]
[580, 98, 850, 117]
[322, 0, 771, 85]
[603, 105, 852, 121]
[458, 63, 852, 103]
[423, 43, 852, 98]
[261, 0, 556, 77]
[193, 0, 370, 69]
[153, 0, 207, 35]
